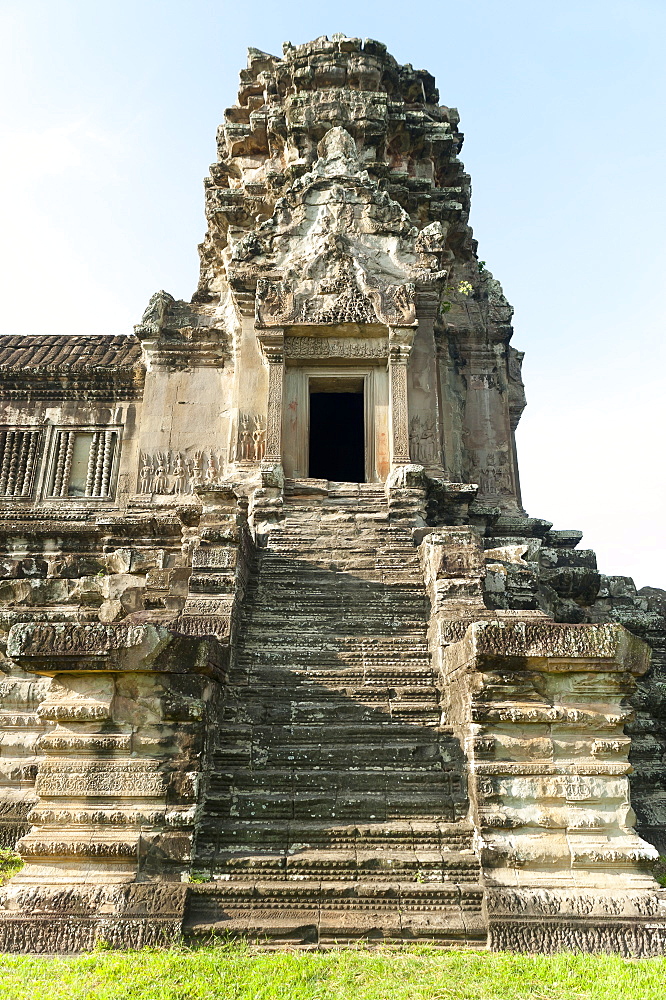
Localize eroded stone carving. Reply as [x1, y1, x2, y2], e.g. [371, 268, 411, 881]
[231, 414, 266, 463]
[409, 415, 440, 467]
[138, 450, 226, 494]
[247, 136, 423, 329]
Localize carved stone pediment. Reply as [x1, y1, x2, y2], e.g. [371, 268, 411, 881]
[256, 270, 416, 328]
[226, 126, 448, 329]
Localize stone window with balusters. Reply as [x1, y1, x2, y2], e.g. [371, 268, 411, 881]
[0, 428, 43, 499]
[45, 427, 121, 499]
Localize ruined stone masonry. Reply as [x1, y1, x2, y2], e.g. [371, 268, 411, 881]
[0, 35, 665, 953]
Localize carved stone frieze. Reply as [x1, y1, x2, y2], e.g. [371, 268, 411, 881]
[284, 336, 387, 359]
[138, 449, 226, 495]
[476, 462, 515, 498]
[246, 129, 423, 330]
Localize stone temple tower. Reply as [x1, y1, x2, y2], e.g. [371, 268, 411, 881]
[134, 37, 523, 505]
[0, 35, 665, 952]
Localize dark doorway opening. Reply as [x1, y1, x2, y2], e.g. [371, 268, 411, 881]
[308, 391, 365, 482]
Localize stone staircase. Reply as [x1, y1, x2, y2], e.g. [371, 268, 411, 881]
[187, 483, 486, 945]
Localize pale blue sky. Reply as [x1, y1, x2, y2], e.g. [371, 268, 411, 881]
[1, 0, 664, 586]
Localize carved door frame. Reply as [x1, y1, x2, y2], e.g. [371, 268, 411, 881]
[282, 364, 389, 483]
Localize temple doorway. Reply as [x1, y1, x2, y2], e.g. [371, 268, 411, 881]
[308, 386, 365, 483]
[282, 365, 389, 483]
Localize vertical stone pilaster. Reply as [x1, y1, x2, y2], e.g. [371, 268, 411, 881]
[265, 358, 284, 463]
[388, 327, 415, 467]
[459, 341, 522, 511]
[389, 359, 409, 463]
[257, 328, 285, 467]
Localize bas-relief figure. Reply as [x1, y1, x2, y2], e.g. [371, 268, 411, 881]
[138, 450, 227, 494]
[0, 35, 664, 953]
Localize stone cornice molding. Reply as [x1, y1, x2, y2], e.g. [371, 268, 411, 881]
[256, 327, 285, 364]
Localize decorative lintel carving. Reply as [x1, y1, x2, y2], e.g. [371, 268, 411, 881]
[284, 336, 388, 360]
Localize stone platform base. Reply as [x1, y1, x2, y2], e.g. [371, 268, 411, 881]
[0, 882, 188, 953]
[487, 887, 666, 958]
[3, 881, 666, 954]
[182, 881, 487, 949]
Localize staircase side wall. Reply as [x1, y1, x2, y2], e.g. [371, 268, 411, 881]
[438, 619, 666, 956]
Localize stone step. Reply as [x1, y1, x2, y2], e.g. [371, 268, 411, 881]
[243, 603, 426, 616]
[221, 681, 437, 699]
[263, 534, 414, 544]
[206, 742, 462, 775]
[264, 546, 419, 558]
[257, 564, 420, 576]
[245, 600, 427, 616]
[193, 495, 483, 938]
[272, 531, 411, 540]
[226, 669, 437, 689]
[201, 849, 481, 882]
[267, 535, 418, 545]
[236, 649, 431, 665]
[222, 745, 457, 771]
[280, 500, 389, 508]
[184, 881, 487, 947]
[246, 605, 425, 616]
[263, 548, 421, 563]
[206, 767, 463, 794]
[252, 583, 423, 595]
[198, 820, 475, 852]
[219, 686, 440, 703]
[259, 571, 423, 583]
[280, 496, 395, 504]
[251, 568, 425, 585]
[219, 700, 440, 726]
[238, 634, 429, 648]
[239, 616, 428, 632]
[202, 797, 465, 824]
[202, 791, 466, 823]
[261, 541, 403, 552]
[209, 721, 452, 743]
[228, 669, 435, 687]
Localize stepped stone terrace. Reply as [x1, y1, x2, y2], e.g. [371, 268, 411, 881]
[0, 34, 664, 954]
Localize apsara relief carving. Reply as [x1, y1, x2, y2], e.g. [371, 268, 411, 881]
[138, 449, 226, 494]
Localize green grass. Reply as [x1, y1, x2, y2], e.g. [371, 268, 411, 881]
[0, 849, 22, 885]
[0, 944, 664, 1000]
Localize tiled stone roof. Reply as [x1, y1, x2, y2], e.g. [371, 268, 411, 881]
[0, 335, 142, 372]
[0, 335, 144, 399]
